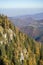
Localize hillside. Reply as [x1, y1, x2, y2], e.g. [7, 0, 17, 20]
[20, 25, 43, 43]
[0, 15, 43, 65]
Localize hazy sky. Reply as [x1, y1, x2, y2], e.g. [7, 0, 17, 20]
[0, 0, 43, 16]
[0, 0, 43, 8]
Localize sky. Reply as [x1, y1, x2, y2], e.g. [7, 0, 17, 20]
[0, 0, 43, 16]
[0, 0, 43, 8]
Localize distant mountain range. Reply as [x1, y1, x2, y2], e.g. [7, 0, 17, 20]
[20, 26, 43, 43]
[9, 13, 43, 27]
[31, 13, 43, 20]
[9, 13, 43, 43]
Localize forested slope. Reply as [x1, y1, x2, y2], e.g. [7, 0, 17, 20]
[0, 15, 43, 65]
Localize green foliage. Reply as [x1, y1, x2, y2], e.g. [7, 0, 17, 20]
[0, 15, 43, 65]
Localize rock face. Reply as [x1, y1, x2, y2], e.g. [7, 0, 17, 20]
[0, 15, 43, 65]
